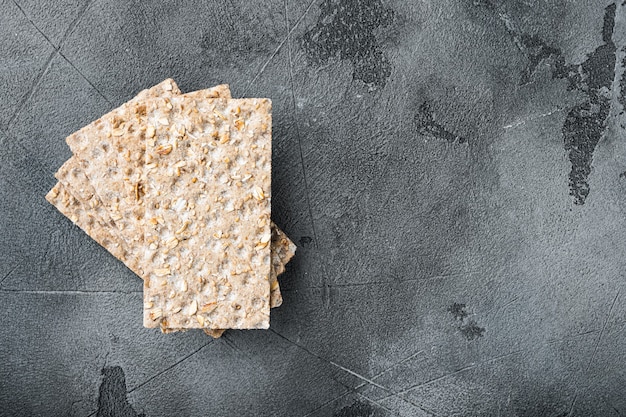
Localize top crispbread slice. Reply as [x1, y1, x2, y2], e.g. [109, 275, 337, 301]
[65, 80, 232, 251]
[142, 96, 272, 329]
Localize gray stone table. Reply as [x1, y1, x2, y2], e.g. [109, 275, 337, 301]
[1, 0, 625, 416]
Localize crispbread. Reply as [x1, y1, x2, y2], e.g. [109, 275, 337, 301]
[272, 225, 297, 277]
[45, 183, 128, 264]
[270, 225, 297, 307]
[142, 96, 272, 329]
[57, 80, 224, 239]
[64, 81, 234, 267]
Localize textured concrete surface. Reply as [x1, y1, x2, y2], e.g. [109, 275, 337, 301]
[1, 0, 626, 416]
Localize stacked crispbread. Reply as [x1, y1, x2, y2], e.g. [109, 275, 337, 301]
[46, 80, 296, 337]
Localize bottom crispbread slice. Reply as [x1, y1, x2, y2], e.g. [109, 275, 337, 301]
[270, 225, 297, 306]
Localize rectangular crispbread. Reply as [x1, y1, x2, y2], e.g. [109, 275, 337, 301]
[141, 96, 272, 329]
[57, 81, 225, 275]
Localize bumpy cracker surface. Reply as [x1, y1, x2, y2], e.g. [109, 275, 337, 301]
[142, 96, 272, 329]
[57, 157, 290, 300]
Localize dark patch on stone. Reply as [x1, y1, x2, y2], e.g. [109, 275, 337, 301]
[414, 101, 467, 144]
[301, 0, 395, 89]
[198, 5, 276, 68]
[334, 400, 377, 417]
[448, 303, 484, 340]
[299, 236, 313, 248]
[472, 0, 496, 12]
[460, 320, 485, 341]
[562, 100, 611, 204]
[619, 49, 626, 114]
[477, 2, 618, 205]
[619, 171, 626, 179]
[561, 3, 616, 205]
[96, 367, 144, 417]
[518, 34, 562, 86]
[448, 302, 469, 320]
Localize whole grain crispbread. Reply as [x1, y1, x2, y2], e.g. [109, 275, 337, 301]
[63, 81, 242, 260]
[65, 80, 183, 252]
[142, 96, 272, 329]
